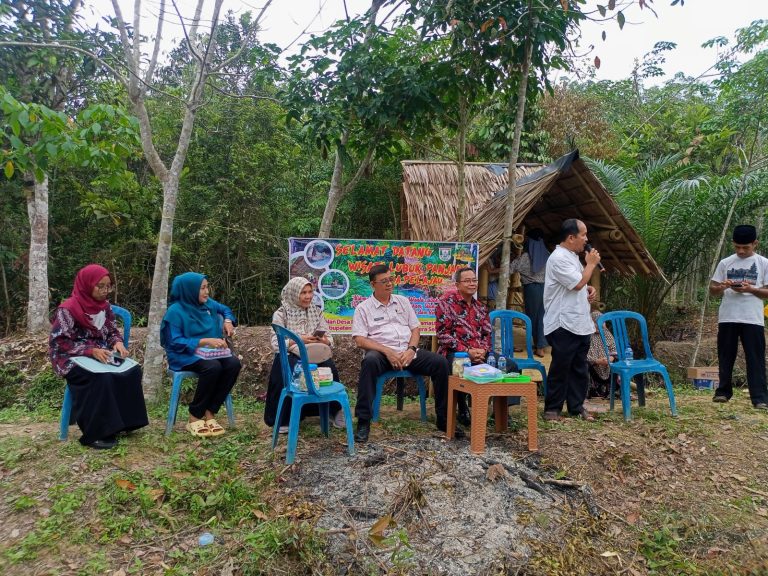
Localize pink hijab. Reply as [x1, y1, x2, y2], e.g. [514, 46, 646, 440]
[60, 264, 111, 333]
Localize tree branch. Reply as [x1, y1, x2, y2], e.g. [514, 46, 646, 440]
[171, 0, 204, 64]
[213, 0, 275, 72]
[144, 0, 166, 86]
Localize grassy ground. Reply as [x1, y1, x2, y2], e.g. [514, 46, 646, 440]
[0, 386, 767, 575]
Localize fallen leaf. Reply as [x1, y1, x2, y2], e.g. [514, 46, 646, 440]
[706, 547, 729, 558]
[486, 463, 507, 482]
[252, 509, 268, 521]
[113, 569, 127, 576]
[756, 508, 768, 517]
[730, 474, 747, 483]
[115, 479, 136, 491]
[625, 512, 640, 524]
[600, 551, 620, 558]
[369, 514, 394, 537]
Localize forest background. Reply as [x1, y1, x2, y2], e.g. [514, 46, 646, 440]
[1, 0, 767, 368]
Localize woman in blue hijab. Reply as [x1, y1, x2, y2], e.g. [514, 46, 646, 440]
[161, 272, 241, 437]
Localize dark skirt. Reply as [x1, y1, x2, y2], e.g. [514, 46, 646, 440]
[264, 354, 341, 427]
[66, 364, 149, 445]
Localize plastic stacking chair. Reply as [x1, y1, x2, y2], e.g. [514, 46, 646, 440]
[372, 370, 428, 423]
[490, 310, 548, 395]
[165, 313, 235, 435]
[60, 305, 132, 440]
[271, 324, 354, 464]
[597, 310, 678, 421]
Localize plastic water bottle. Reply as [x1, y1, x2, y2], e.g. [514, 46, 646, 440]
[462, 356, 471, 375]
[292, 363, 305, 391]
[198, 532, 214, 546]
[487, 353, 497, 369]
[624, 345, 634, 364]
[498, 354, 507, 373]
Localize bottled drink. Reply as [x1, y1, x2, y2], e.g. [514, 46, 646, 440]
[462, 356, 471, 375]
[498, 354, 507, 373]
[487, 353, 497, 369]
[308, 363, 319, 389]
[293, 362, 306, 391]
[452, 352, 469, 377]
[624, 345, 634, 364]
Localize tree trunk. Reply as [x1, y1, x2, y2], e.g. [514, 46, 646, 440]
[496, 35, 533, 310]
[141, 175, 180, 397]
[318, 142, 346, 238]
[456, 98, 468, 241]
[25, 173, 50, 333]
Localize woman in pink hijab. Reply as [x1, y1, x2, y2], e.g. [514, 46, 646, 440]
[49, 264, 148, 449]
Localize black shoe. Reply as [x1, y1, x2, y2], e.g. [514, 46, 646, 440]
[89, 436, 117, 450]
[457, 407, 471, 427]
[754, 403, 768, 411]
[355, 419, 370, 443]
[713, 395, 729, 403]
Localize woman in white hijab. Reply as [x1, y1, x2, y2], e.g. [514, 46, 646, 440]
[264, 277, 344, 430]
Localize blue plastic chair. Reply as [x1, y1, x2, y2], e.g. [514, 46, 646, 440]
[372, 370, 428, 423]
[165, 314, 235, 435]
[597, 311, 678, 421]
[271, 324, 354, 464]
[490, 310, 548, 395]
[60, 304, 132, 440]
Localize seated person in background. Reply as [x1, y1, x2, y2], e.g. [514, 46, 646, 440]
[351, 264, 464, 442]
[49, 264, 148, 450]
[587, 310, 616, 399]
[265, 277, 344, 432]
[161, 272, 241, 438]
[435, 267, 491, 426]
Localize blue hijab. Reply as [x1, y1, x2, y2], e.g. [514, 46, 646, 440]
[161, 272, 220, 341]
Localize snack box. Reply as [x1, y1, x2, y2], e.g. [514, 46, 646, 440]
[463, 363, 503, 383]
[316, 366, 334, 386]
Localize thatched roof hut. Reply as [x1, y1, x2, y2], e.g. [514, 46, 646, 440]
[401, 151, 663, 277]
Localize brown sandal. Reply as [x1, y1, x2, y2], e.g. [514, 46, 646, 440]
[574, 408, 595, 421]
[543, 411, 563, 422]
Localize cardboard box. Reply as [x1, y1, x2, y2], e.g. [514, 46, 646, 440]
[687, 367, 719, 390]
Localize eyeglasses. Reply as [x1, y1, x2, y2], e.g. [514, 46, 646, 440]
[94, 283, 113, 292]
[373, 277, 394, 285]
[459, 279, 478, 284]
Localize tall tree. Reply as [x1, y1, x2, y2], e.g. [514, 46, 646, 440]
[0, 0, 115, 332]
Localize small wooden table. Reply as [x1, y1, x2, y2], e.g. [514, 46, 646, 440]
[447, 375, 538, 454]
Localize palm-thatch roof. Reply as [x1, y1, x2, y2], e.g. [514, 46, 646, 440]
[402, 151, 663, 277]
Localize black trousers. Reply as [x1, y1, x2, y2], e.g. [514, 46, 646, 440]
[544, 328, 591, 414]
[356, 349, 449, 429]
[263, 354, 341, 427]
[66, 364, 149, 445]
[716, 322, 768, 405]
[181, 356, 241, 419]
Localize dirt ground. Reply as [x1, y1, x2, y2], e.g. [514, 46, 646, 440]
[1, 325, 768, 575]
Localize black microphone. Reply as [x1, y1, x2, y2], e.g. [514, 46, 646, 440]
[585, 243, 605, 271]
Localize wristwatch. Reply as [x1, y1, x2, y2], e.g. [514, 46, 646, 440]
[408, 345, 418, 353]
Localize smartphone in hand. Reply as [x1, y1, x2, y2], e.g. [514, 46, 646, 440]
[731, 282, 744, 288]
[108, 354, 125, 366]
[312, 330, 326, 338]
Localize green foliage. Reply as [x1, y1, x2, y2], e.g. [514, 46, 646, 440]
[0, 364, 23, 408]
[24, 367, 63, 411]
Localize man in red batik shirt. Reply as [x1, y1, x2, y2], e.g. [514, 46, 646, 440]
[435, 267, 492, 426]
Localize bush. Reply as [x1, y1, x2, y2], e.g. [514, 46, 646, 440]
[0, 365, 23, 409]
[24, 368, 63, 410]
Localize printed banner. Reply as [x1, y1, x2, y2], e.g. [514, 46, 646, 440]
[288, 238, 479, 334]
